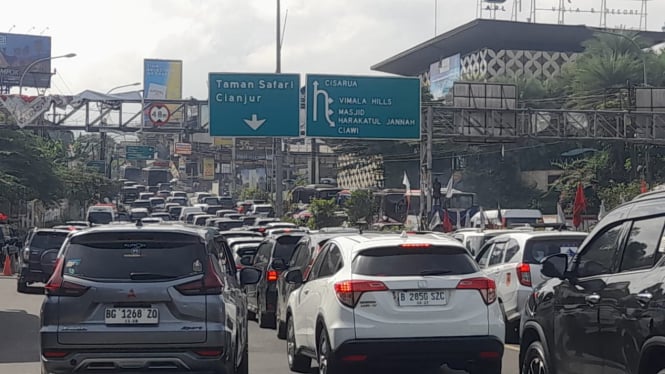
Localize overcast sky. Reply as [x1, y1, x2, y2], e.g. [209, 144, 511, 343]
[6, 0, 665, 99]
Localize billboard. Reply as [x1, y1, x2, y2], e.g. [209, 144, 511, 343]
[429, 54, 461, 100]
[0, 33, 52, 89]
[143, 59, 182, 125]
[202, 158, 215, 180]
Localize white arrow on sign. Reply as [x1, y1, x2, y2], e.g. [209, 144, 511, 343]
[243, 114, 266, 131]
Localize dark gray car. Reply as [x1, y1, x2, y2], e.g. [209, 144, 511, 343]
[40, 223, 260, 374]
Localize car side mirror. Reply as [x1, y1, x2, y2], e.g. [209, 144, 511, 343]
[272, 258, 287, 271]
[285, 269, 303, 285]
[541, 253, 568, 279]
[239, 267, 261, 285]
[240, 256, 253, 266]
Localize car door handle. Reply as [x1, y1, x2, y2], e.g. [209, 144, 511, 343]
[585, 294, 600, 304]
[303, 290, 309, 295]
[636, 292, 653, 305]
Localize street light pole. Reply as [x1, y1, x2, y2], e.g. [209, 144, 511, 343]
[99, 82, 141, 178]
[595, 29, 648, 86]
[18, 53, 76, 95]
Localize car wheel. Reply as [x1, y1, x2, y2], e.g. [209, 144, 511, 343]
[276, 318, 287, 340]
[16, 277, 28, 293]
[521, 341, 550, 374]
[318, 328, 341, 374]
[235, 341, 249, 374]
[499, 302, 519, 344]
[286, 316, 311, 373]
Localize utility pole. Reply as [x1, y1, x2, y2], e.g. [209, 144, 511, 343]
[274, 0, 285, 217]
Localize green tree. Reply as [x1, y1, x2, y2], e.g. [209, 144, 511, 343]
[0, 129, 64, 204]
[345, 190, 375, 226]
[308, 198, 340, 229]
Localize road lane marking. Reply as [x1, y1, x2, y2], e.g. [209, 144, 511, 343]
[505, 344, 520, 351]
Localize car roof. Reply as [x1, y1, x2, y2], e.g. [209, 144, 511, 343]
[332, 234, 467, 254]
[68, 223, 211, 240]
[34, 228, 72, 234]
[488, 230, 587, 242]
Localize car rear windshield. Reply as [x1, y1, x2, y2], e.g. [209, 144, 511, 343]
[274, 235, 303, 261]
[353, 246, 479, 276]
[523, 237, 585, 264]
[64, 232, 206, 281]
[30, 232, 68, 250]
[218, 221, 244, 230]
[88, 211, 113, 224]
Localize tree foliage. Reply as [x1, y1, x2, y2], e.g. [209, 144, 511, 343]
[308, 198, 340, 229]
[344, 189, 375, 225]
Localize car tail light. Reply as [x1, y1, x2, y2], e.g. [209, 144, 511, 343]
[258, 227, 266, 233]
[43, 350, 69, 359]
[399, 243, 432, 248]
[266, 270, 279, 282]
[194, 349, 223, 357]
[334, 280, 388, 308]
[176, 258, 224, 295]
[517, 263, 532, 286]
[44, 258, 89, 297]
[341, 355, 367, 362]
[456, 277, 497, 305]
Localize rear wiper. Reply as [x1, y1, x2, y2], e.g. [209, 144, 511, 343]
[129, 272, 179, 280]
[420, 269, 452, 276]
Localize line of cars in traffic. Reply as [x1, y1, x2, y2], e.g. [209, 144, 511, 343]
[16, 188, 665, 374]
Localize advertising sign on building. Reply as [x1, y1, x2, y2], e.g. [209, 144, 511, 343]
[174, 142, 192, 155]
[143, 59, 183, 125]
[0, 33, 52, 88]
[429, 54, 461, 100]
[202, 158, 215, 180]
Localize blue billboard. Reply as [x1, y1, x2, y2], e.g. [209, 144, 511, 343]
[305, 74, 421, 140]
[0, 33, 52, 88]
[429, 54, 461, 100]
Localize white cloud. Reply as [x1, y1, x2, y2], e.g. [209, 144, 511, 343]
[4, 0, 663, 99]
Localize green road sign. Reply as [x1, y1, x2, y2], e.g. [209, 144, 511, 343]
[126, 145, 155, 160]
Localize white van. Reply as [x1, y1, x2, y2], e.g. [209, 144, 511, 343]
[470, 209, 543, 228]
[179, 206, 206, 222]
[86, 205, 115, 225]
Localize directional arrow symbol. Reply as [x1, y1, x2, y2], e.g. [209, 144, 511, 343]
[243, 114, 266, 131]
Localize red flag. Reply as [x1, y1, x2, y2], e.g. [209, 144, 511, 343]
[641, 180, 648, 193]
[572, 183, 587, 228]
[442, 209, 454, 233]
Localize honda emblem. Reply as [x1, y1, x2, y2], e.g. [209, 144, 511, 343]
[418, 280, 428, 289]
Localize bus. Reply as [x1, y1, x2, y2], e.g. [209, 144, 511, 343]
[121, 166, 142, 183]
[289, 184, 342, 205]
[142, 167, 170, 187]
[374, 188, 477, 230]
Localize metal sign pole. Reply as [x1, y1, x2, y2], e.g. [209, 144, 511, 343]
[274, 0, 285, 217]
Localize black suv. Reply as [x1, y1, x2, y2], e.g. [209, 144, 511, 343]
[520, 193, 665, 374]
[244, 233, 305, 329]
[17, 228, 71, 293]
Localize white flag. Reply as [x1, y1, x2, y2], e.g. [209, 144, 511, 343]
[445, 175, 454, 199]
[598, 200, 607, 220]
[556, 203, 566, 224]
[479, 206, 486, 230]
[402, 171, 410, 192]
[429, 211, 442, 231]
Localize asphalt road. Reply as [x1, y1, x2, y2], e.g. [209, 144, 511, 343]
[0, 276, 520, 374]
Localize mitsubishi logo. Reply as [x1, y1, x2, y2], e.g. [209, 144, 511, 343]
[127, 289, 136, 298]
[418, 280, 428, 289]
